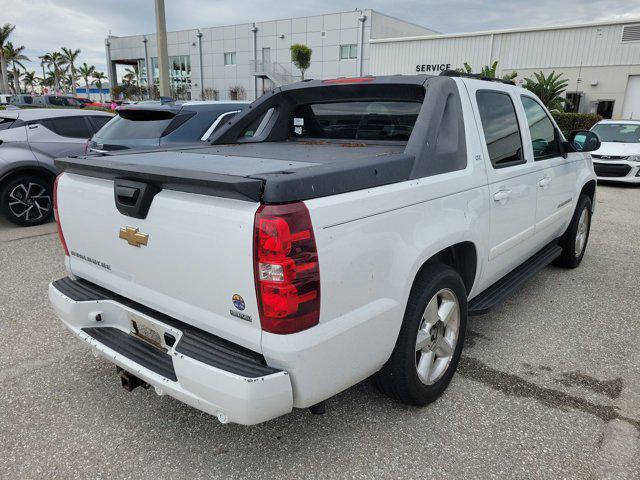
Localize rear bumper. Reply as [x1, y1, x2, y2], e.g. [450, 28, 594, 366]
[49, 277, 293, 425]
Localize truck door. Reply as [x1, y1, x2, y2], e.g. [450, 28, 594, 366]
[518, 95, 577, 245]
[468, 85, 539, 285]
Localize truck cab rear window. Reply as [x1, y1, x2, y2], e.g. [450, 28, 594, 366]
[291, 101, 421, 141]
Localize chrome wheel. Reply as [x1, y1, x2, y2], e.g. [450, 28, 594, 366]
[7, 181, 52, 222]
[415, 288, 460, 385]
[574, 207, 590, 258]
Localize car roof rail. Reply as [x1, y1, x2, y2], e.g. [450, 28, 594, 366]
[439, 69, 516, 86]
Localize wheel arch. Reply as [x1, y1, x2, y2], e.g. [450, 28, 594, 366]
[580, 179, 596, 212]
[0, 164, 58, 188]
[413, 241, 478, 297]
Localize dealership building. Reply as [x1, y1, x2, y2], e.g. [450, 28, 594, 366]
[106, 12, 640, 119]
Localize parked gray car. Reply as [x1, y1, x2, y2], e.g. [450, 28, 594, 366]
[0, 108, 113, 226]
[9, 95, 86, 108]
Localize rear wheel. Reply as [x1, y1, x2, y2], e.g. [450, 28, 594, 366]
[375, 263, 467, 405]
[0, 174, 53, 226]
[556, 194, 592, 268]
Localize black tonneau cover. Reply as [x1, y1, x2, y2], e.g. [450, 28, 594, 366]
[55, 74, 467, 203]
[55, 140, 413, 203]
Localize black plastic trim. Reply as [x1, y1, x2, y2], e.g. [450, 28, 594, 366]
[83, 326, 177, 381]
[468, 242, 562, 316]
[52, 277, 281, 378]
[55, 156, 265, 202]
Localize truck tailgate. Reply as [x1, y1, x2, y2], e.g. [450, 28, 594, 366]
[56, 172, 263, 352]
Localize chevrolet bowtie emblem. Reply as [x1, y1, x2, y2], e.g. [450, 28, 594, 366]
[119, 226, 149, 247]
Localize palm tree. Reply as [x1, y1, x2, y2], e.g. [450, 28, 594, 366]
[49, 51, 64, 92]
[60, 47, 81, 96]
[78, 62, 95, 99]
[92, 71, 107, 103]
[523, 71, 569, 111]
[122, 67, 137, 85]
[22, 70, 37, 93]
[0, 23, 16, 93]
[4, 42, 29, 94]
[461, 61, 517, 82]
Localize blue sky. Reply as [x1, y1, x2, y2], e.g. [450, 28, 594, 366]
[2, 0, 640, 76]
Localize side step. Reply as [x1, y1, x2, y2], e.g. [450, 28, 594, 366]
[468, 243, 562, 316]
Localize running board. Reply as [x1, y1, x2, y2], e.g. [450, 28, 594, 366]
[468, 243, 562, 316]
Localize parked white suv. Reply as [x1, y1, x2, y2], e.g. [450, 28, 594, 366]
[49, 73, 599, 425]
[590, 119, 640, 183]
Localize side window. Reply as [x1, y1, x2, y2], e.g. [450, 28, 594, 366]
[88, 116, 112, 133]
[521, 96, 561, 160]
[476, 91, 524, 168]
[41, 117, 92, 139]
[241, 107, 275, 139]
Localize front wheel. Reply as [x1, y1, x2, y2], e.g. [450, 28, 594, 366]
[0, 174, 54, 226]
[556, 194, 592, 269]
[375, 263, 467, 405]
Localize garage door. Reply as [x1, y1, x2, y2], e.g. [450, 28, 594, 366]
[622, 75, 640, 120]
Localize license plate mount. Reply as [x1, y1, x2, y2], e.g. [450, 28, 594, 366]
[129, 312, 166, 351]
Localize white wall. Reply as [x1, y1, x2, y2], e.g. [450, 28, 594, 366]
[369, 20, 640, 118]
[110, 10, 427, 100]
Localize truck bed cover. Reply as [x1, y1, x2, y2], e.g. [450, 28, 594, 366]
[55, 140, 413, 203]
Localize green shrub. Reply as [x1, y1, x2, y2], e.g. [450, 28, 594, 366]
[552, 112, 601, 136]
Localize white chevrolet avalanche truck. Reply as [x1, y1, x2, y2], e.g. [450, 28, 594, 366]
[49, 73, 601, 425]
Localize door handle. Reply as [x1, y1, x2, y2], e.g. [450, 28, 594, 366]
[538, 176, 552, 189]
[493, 189, 511, 204]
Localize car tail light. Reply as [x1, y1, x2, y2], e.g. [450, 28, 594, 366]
[254, 202, 320, 334]
[53, 173, 69, 256]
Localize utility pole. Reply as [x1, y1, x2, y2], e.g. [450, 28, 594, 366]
[154, 0, 171, 97]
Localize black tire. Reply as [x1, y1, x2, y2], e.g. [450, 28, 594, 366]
[555, 194, 592, 269]
[375, 263, 467, 406]
[0, 174, 54, 226]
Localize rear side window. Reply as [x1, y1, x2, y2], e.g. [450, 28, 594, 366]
[40, 117, 92, 138]
[96, 116, 173, 140]
[0, 117, 16, 131]
[291, 101, 421, 141]
[88, 116, 112, 132]
[476, 91, 524, 168]
[521, 96, 561, 160]
[48, 97, 69, 106]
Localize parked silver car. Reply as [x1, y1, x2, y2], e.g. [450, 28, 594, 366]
[0, 108, 113, 226]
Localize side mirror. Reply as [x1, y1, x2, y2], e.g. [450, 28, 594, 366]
[568, 130, 601, 153]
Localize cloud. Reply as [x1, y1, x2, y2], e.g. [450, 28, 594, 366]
[1, 0, 639, 76]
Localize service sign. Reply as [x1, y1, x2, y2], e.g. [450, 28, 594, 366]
[415, 63, 452, 73]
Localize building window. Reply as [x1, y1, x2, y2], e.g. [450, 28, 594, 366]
[150, 55, 192, 100]
[339, 44, 358, 60]
[224, 52, 237, 66]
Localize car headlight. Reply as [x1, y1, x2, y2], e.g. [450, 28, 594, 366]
[628, 154, 640, 162]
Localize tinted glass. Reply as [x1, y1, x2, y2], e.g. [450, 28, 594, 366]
[521, 96, 560, 160]
[476, 91, 524, 167]
[41, 117, 92, 138]
[291, 101, 421, 141]
[0, 117, 15, 131]
[88, 116, 111, 132]
[591, 123, 640, 143]
[96, 115, 173, 140]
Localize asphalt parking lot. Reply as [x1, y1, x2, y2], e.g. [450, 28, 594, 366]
[1, 184, 639, 479]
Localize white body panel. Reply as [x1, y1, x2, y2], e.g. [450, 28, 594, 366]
[590, 121, 640, 183]
[51, 78, 596, 423]
[56, 173, 263, 352]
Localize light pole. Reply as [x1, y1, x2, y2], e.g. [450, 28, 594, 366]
[154, 0, 171, 97]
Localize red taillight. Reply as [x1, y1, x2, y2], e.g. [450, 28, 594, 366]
[254, 202, 320, 334]
[53, 173, 69, 256]
[322, 77, 375, 84]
